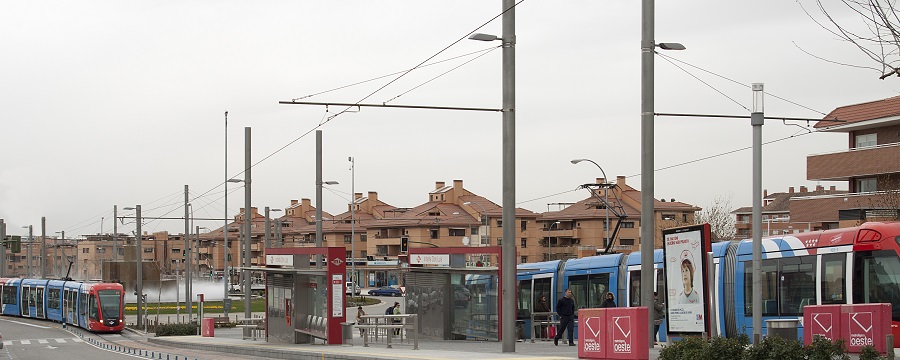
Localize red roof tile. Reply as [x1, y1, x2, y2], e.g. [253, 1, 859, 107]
[816, 95, 900, 128]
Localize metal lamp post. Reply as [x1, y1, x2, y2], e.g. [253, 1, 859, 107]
[547, 221, 560, 260]
[349, 156, 357, 297]
[571, 159, 612, 249]
[22, 225, 32, 277]
[124, 206, 143, 329]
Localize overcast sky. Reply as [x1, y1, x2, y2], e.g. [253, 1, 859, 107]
[1, 1, 897, 238]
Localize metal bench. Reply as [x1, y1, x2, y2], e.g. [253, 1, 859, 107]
[295, 315, 328, 342]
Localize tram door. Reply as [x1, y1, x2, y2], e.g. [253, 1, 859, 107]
[21, 287, 30, 316]
[36, 287, 45, 318]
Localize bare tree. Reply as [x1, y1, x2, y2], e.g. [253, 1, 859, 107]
[695, 195, 737, 242]
[799, 0, 900, 80]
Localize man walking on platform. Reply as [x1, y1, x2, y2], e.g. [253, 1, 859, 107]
[554, 288, 575, 346]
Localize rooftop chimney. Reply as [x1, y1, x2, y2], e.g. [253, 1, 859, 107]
[436, 181, 445, 190]
[764, 190, 768, 198]
[355, 192, 363, 200]
[291, 199, 298, 206]
[816, 185, 824, 191]
[368, 191, 378, 204]
[800, 186, 808, 193]
[830, 186, 836, 191]
[789, 187, 794, 193]
[616, 176, 626, 187]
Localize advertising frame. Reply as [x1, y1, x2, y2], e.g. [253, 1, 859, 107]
[662, 223, 711, 336]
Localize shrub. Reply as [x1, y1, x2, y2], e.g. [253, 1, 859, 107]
[743, 336, 807, 360]
[155, 323, 199, 336]
[805, 336, 849, 360]
[658, 336, 710, 360]
[858, 345, 886, 360]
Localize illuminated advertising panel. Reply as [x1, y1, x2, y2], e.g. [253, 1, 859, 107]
[663, 224, 710, 335]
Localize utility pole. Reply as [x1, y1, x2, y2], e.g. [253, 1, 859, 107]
[0, 219, 6, 278]
[500, 0, 516, 352]
[41, 217, 46, 279]
[751, 83, 764, 344]
[185, 185, 192, 320]
[243, 126, 252, 324]
[113, 205, 118, 262]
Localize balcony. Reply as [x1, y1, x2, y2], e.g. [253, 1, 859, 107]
[372, 236, 401, 246]
[807, 143, 900, 181]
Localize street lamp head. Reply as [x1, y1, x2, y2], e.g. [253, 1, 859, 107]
[570, 159, 586, 164]
[123, 207, 136, 211]
[271, 209, 283, 212]
[324, 180, 339, 185]
[657, 42, 686, 50]
[468, 33, 500, 42]
[227, 179, 244, 183]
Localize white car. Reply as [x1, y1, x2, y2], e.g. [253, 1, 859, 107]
[345, 282, 361, 296]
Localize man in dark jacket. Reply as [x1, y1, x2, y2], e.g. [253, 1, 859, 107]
[554, 288, 576, 346]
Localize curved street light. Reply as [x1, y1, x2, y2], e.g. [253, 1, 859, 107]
[571, 159, 612, 251]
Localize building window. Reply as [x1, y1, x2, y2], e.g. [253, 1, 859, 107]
[520, 221, 527, 230]
[496, 237, 502, 246]
[360, 234, 367, 242]
[683, 213, 688, 222]
[82, 248, 90, 254]
[496, 220, 503, 228]
[620, 239, 635, 246]
[622, 222, 635, 228]
[520, 238, 527, 248]
[855, 133, 877, 148]
[430, 228, 439, 239]
[344, 234, 351, 244]
[143, 247, 153, 253]
[857, 177, 877, 192]
[449, 228, 466, 237]
[661, 214, 675, 221]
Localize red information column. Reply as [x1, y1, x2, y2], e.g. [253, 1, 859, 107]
[803, 305, 842, 345]
[578, 308, 607, 359]
[605, 307, 649, 360]
[841, 304, 892, 354]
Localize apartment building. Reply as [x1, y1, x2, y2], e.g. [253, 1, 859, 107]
[539, 176, 699, 260]
[730, 95, 900, 233]
[732, 186, 847, 239]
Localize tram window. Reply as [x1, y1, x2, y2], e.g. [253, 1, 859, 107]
[568, 273, 610, 309]
[533, 278, 552, 308]
[48, 289, 60, 310]
[743, 260, 778, 316]
[820, 253, 846, 305]
[629, 271, 641, 306]
[518, 281, 533, 318]
[88, 294, 99, 321]
[2, 286, 15, 305]
[779, 256, 815, 316]
[853, 250, 900, 322]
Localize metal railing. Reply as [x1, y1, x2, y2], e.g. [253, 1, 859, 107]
[356, 313, 418, 350]
[530, 311, 558, 342]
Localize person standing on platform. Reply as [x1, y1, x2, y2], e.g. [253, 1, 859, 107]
[553, 289, 575, 346]
[534, 295, 550, 339]
[653, 292, 666, 345]
[356, 306, 366, 337]
[600, 292, 617, 308]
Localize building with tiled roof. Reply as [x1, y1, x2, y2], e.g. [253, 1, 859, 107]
[731, 95, 900, 237]
[539, 176, 700, 259]
[802, 95, 900, 226]
[732, 185, 847, 238]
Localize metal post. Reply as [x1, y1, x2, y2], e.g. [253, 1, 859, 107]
[136, 205, 143, 329]
[315, 130, 323, 269]
[196, 226, 201, 280]
[113, 205, 118, 263]
[41, 217, 46, 279]
[640, 0, 657, 348]
[224, 111, 230, 316]
[265, 207, 271, 250]
[27, 225, 33, 277]
[243, 126, 252, 323]
[56, 231, 62, 278]
[0, 219, 5, 278]
[185, 185, 192, 321]
[707, 251, 717, 337]
[751, 83, 764, 344]
[350, 156, 356, 296]
[501, 0, 516, 352]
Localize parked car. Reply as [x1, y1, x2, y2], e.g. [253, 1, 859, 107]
[368, 286, 403, 297]
[346, 282, 361, 296]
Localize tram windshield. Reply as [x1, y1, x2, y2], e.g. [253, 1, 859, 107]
[98, 290, 122, 319]
[853, 250, 900, 322]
